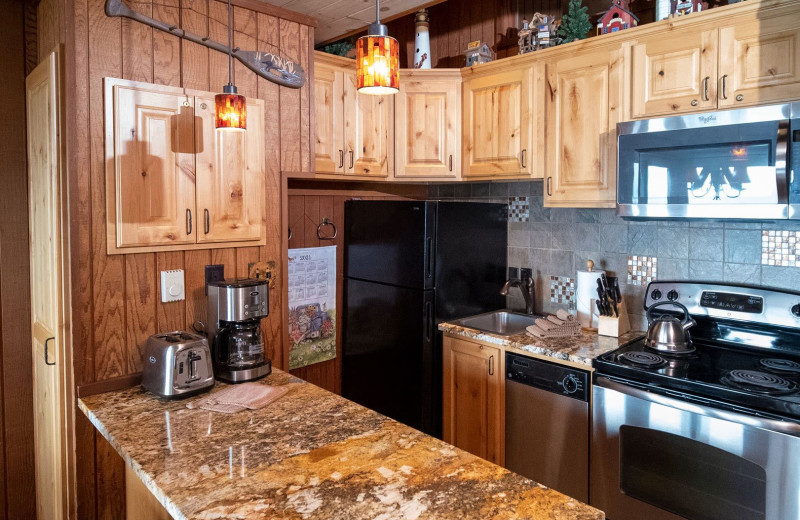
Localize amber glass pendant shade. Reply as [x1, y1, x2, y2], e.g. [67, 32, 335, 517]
[356, 35, 400, 95]
[214, 92, 247, 130]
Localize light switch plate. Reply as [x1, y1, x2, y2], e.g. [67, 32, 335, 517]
[160, 269, 185, 302]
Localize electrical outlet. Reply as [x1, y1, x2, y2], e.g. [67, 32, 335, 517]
[160, 270, 185, 302]
[205, 264, 224, 294]
[508, 267, 520, 279]
[520, 268, 533, 281]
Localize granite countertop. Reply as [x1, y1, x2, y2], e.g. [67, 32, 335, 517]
[438, 320, 644, 367]
[79, 370, 604, 520]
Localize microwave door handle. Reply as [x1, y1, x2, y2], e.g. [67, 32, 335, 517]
[776, 120, 790, 204]
[595, 376, 800, 437]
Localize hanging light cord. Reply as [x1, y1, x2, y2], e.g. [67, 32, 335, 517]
[375, 0, 380, 24]
[227, 0, 233, 87]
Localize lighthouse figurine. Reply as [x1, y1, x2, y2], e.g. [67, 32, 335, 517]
[414, 9, 431, 69]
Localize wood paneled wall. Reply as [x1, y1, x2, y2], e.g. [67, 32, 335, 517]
[46, 0, 315, 516]
[0, 0, 36, 518]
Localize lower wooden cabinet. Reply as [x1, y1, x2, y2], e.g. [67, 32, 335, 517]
[442, 335, 504, 466]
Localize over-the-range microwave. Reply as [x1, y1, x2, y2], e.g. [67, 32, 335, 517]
[617, 102, 800, 220]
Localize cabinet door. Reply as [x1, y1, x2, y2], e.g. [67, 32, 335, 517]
[442, 336, 503, 465]
[313, 64, 345, 174]
[112, 85, 196, 247]
[631, 29, 718, 118]
[719, 9, 800, 108]
[462, 67, 534, 178]
[544, 46, 624, 208]
[395, 77, 460, 178]
[195, 96, 265, 243]
[344, 72, 393, 177]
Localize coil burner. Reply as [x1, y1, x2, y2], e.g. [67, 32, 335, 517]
[759, 358, 800, 375]
[618, 351, 667, 369]
[722, 369, 799, 396]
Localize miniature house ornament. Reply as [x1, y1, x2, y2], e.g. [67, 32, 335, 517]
[414, 9, 431, 69]
[597, 0, 639, 35]
[518, 19, 535, 54]
[465, 41, 493, 66]
[671, 0, 705, 16]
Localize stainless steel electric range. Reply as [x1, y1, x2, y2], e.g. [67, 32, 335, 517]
[591, 281, 800, 520]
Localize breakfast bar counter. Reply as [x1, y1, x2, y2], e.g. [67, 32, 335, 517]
[79, 369, 604, 520]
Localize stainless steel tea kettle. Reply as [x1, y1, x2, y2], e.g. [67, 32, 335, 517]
[645, 301, 697, 354]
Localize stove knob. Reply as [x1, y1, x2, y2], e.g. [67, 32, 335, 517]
[651, 289, 662, 301]
[792, 304, 800, 317]
[667, 290, 679, 301]
[562, 374, 579, 394]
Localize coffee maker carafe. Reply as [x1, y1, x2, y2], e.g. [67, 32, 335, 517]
[207, 279, 271, 383]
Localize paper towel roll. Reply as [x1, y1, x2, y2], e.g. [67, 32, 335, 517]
[577, 269, 605, 329]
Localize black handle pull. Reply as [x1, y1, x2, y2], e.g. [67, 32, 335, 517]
[204, 208, 210, 234]
[186, 209, 192, 235]
[349, 150, 354, 169]
[520, 148, 527, 168]
[425, 237, 433, 279]
[449, 154, 453, 171]
[425, 301, 433, 342]
[338, 149, 344, 168]
[44, 337, 56, 366]
[546, 176, 552, 196]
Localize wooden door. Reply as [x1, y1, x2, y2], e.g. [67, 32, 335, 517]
[111, 83, 196, 248]
[196, 96, 266, 244]
[631, 29, 718, 118]
[544, 46, 625, 208]
[719, 7, 800, 108]
[344, 71, 393, 177]
[442, 336, 504, 465]
[394, 72, 460, 178]
[313, 64, 345, 174]
[27, 50, 68, 520]
[462, 67, 534, 178]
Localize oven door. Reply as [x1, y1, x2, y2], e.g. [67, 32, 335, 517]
[617, 104, 793, 220]
[591, 376, 800, 520]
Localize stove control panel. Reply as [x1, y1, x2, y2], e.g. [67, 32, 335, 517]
[644, 281, 800, 329]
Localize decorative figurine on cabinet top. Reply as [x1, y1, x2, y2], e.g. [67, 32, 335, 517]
[519, 13, 560, 54]
[559, 0, 592, 43]
[597, 0, 639, 35]
[518, 19, 535, 54]
[465, 41, 493, 66]
[671, 0, 706, 16]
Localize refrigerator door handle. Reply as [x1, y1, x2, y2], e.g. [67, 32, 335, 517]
[425, 237, 433, 279]
[425, 301, 433, 342]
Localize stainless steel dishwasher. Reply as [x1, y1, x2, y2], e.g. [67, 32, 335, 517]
[505, 352, 590, 503]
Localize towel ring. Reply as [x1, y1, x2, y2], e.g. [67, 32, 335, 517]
[317, 218, 337, 240]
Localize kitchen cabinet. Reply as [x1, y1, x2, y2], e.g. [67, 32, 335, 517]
[543, 44, 626, 208]
[394, 70, 461, 179]
[105, 78, 266, 253]
[631, 2, 800, 118]
[442, 335, 504, 465]
[313, 52, 393, 178]
[461, 65, 543, 179]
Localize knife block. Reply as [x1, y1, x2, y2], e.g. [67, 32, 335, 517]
[597, 299, 630, 337]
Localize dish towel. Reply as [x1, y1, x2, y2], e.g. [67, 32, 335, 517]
[526, 310, 582, 339]
[186, 382, 289, 414]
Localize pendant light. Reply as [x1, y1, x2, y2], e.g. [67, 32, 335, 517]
[356, 0, 399, 95]
[215, 0, 246, 130]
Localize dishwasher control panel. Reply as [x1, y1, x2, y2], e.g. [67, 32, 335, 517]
[506, 352, 589, 402]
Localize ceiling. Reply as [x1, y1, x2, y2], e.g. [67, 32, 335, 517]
[272, 0, 442, 45]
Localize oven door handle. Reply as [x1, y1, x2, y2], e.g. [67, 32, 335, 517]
[595, 376, 800, 437]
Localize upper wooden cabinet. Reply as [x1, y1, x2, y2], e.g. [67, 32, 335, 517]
[105, 78, 266, 253]
[544, 44, 626, 208]
[394, 70, 461, 179]
[462, 66, 541, 178]
[631, 3, 800, 118]
[442, 335, 504, 466]
[313, 53, 393, 178]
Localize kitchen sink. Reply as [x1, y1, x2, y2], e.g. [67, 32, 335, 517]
[452, 310, 541, 336]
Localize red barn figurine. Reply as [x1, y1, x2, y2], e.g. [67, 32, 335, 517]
[597, 0, 639, 35]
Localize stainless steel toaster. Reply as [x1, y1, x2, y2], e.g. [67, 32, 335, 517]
[142, 331, 215, 398]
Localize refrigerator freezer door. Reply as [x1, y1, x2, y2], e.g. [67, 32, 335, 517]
[344, 200, 435, 290]
[342, 277, 437, 435]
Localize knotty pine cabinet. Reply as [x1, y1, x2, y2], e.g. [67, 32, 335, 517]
[543, 44, 627, 208]
[313, 52, 393, 178]
[105, 78, 266, 253]
[442, 335, 504, 466]
[631, 2, 800, 118]
[394, 70, 461, 179]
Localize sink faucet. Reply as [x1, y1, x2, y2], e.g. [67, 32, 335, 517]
[501, 273, 536, 315]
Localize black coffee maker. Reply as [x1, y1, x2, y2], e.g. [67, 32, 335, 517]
[207, 279, 271, 383]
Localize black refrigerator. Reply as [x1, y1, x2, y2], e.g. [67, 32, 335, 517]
[342, 200, 508, 438]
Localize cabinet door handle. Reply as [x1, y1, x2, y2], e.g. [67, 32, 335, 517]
[546, 176, 552, 196]
[488, 355, 494, 376]
[44, 337, 56, 366]
[338, 149, 344, 168]
[702, 76, 709, 101]
[449, 154, 453, 172]
[204, 209, 210, 234]
[520, 149, 527, 168]
[721, 74, 728, 100]
[186, 209, 192, 235]
[349, 150, 354, 169]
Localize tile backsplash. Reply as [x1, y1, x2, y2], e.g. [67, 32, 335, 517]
[429, 180, 800, 330]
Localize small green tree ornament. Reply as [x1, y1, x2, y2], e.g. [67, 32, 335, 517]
[559, 0, 592, 43]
